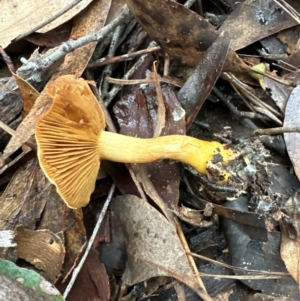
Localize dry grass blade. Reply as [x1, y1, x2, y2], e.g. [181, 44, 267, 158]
[273, 0, 300, 24]
[63, 184, 115, 299]
[188, 252, 289, 277]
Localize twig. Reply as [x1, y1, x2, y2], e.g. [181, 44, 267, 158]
[163, 53, 170, 77]
[188, 251, 289, 276]
[63, 184, 116, 299]
[106, 75, 183, 87]
[240, 111, 273, 121]
[253, 106, 282, 125]
[212, 86, 258, 130]
[0, 120, 16, 137]
[0, 47, 15, 73]
[0, 120, 36, 155]
[199, 273, 287, 280]
[101, 25, 125, 98]
[104, 41, 158, 106]
[247, 126, 300, 137]
[88, 46, 161, 68]
[18, 6, 131, 76]
[184, 0, 197, 7]
[224, 72, 283, 120]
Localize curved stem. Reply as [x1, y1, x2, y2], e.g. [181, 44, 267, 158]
[98, 131, 232, 175]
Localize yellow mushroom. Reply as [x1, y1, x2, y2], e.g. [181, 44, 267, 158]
[35, 75, 233, 209]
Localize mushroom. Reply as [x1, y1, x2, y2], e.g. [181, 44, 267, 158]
[35, 75, 233, 209]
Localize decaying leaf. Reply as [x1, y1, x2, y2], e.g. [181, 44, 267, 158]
[219, 0, 300, 51]
[280, 215, 300, 287]
[111, 195, 196, 288]
[263, 76, 292, 113]
[125, 0, 249, 73]
[0, 158, 49, 231]
[12, 73, 40, 117]
[173, 205, 213, 228]
[0, 274, 53, 301]
[62, 249, 110, 301]
[279, 191, 300, 287]
[52, 0, 111, 79]
[38, 194, 86, 279]
[0, 0, 93, 48]
[177, 32, 230, 128]
[25, 22, 72, 47]
[15, 226, 65, 283]
[3, 92, 52, 158]
[125, 0, 215, 67]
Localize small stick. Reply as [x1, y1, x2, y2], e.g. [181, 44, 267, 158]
[248, 126, 300, 137]
[184, 0, 197, 7]
[188, 251, 289, 276]
[212, 86, 258, 130]
[0, 46, 15, 73]
[0, 120, 36, 151]
[163, 53, 170, 77]
[18, 6, 131, 76]
[106, 75, 183, 87]
[88, 46, 161, 68]
[0, 120, 16, 137]
[63, 183, 116, 299]
[104, 40, 158, 106]
[240, 111, 273, 121]
[101, 25, 125, 98]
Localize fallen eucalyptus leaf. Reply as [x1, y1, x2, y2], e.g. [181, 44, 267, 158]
[110, 195, 199, 289]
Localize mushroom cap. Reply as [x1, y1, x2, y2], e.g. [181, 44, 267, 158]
[35, 75, 105, 209]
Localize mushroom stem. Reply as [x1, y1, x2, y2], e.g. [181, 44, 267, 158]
[99, 131, 232, 175]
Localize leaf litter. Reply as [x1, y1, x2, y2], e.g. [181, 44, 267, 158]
[1, 0, 300, 300]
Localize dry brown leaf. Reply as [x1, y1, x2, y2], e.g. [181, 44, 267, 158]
[152, 62, 165, 137]
[125, 0, 249, 73]
[219, 0, 300, 51]
[0, 0, 92, 48]
[263, 76, 292, 113]
[15, 225, 65, 283]
[0, 158, 49, 232]
[52, 0, 111, 78]
[25, 22, 72, 47]
[12, 73, 40, 117]
[3, 91, 52, 157]
[59, 249, 110, 301]
[177, 32, 230, 128]
[110, 195, 197, 288]
[284, 84, 300, 181]
[280, 214, 300, 287]
[38, 197, 86, 279]
[106, 0, 125, 23]
[173, 206, 209, 228]
[125, 0, 217, 67]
